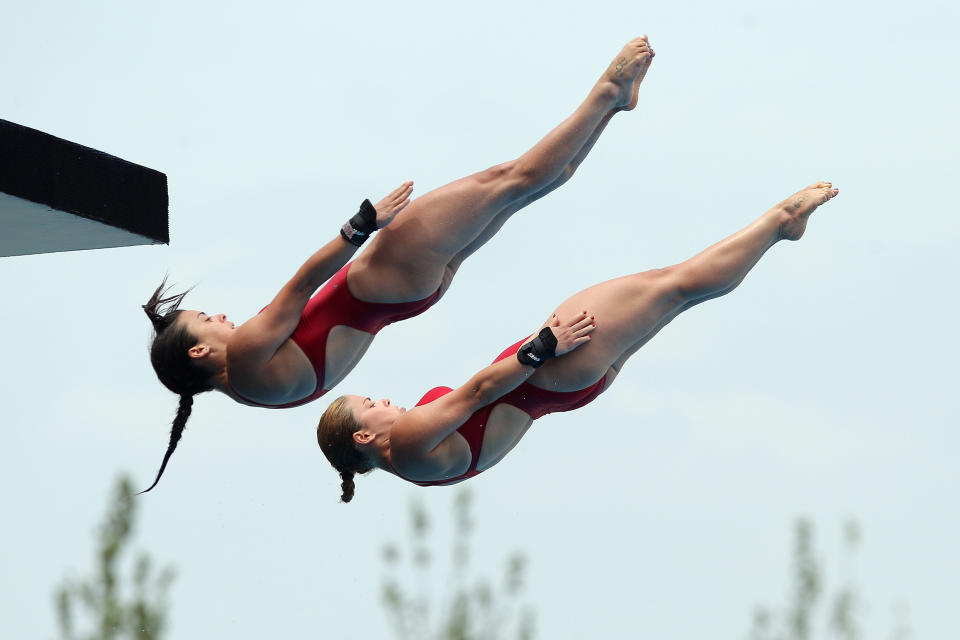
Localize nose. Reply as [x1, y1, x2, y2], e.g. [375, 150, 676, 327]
[382, 398, 391, 406]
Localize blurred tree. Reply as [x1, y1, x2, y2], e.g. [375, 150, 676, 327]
[380, 490, 535, 640]
[748, 519, 909, 640]
[54, 474, 175, 640]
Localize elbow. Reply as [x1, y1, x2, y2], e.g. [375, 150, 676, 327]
[471, 379, 497, 409]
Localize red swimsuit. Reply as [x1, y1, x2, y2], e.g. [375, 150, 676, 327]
[402, 338, 607, 486]
[234, 262, 440, 409]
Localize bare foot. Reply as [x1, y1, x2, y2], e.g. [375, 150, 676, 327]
[625, 36, 655, 110]
[601, 36, 655, 111]
[776, 181, 839, 241]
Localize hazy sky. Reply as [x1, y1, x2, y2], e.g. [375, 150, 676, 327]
[2, 1, 958, 638]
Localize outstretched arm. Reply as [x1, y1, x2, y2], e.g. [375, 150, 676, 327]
[391, 312, 596, 461]
[234, 182, 414, 360]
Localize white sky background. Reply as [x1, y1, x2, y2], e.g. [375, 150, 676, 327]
[2, 0, 957, 638]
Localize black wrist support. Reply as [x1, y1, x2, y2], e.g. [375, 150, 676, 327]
[517, 327, 559, 368]
[340, 199, 378, 247]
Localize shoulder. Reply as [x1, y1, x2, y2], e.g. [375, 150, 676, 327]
[416, 386, 454, 406]
[225, 320, 272, 367]
[226, 328, 315, 401]
[390, 412, 471, 482]
[389, 387, 479, 458]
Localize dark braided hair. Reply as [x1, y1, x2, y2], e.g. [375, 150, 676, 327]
[140, 278, 214, 494]
[316, 396, 374, 503]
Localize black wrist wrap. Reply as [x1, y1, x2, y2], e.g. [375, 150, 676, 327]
[340, 199, 378, 247]
[516, 327, 559, 368]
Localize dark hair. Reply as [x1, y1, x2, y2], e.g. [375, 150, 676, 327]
[140, 278, 213, 494]
[316, 396, 374, 503]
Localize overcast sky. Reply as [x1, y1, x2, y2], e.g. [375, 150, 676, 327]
[2, 0, 958, 638]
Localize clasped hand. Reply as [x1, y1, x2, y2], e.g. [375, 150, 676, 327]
[549, 311, 596, 356]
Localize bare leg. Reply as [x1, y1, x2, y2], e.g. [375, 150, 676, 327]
[351, 38, 654, 302]
[530, 182, 840, 392]
[445, 111, 617, 277]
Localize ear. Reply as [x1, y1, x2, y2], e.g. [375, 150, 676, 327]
[188, 344, 210, 360]
[353, 430, 375, 446]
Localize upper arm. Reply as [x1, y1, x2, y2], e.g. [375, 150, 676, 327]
[391, 353, 533, 462]
[230, 281, 314, 365]
[391, 385, 484, 463]
[232, 235, 357, 365]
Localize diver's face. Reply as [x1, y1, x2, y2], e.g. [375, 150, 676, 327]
[179, 310, 236, 345]
[347, 395, 406, 435]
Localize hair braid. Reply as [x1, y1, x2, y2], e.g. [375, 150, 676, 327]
[139, 394, 193, 494]
[339, 471, 356, 503]
[317, 396, 374, 503]
[142, 278, 215, 493]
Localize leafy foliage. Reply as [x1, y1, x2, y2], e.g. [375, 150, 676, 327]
[380, 490, 535, 640]
[748, 519, 910, 640]
[55, 475, 175, 640]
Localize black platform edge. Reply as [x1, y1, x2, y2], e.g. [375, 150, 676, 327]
[0, 119, 169, 244]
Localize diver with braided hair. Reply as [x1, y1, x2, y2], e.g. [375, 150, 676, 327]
[317, 183, 839, 501]
[141, 37, 656, 492]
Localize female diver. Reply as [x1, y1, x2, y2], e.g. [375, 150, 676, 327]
[141, 37, 655, 492]
[317, 182, 840, 501]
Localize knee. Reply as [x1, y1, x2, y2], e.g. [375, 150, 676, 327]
[509, 159, 552, 194]
[554, 163, 576, 187]
[646, 266, 691, 309]
[470, 161, 524, 200]
[476, 159, 573, 200]
[517, 159, 579, 194]
[475, 161, 519, 186]
[472, 160, 538, 201]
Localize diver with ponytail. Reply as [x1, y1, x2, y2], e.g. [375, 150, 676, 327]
[141, 37, 656, 492]
[315, 182, 839, 499]
[140, 281, 213, 493]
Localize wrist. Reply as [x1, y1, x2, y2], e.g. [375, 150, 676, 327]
[340, 199, 378, 247]
[516, 327, 558, 368]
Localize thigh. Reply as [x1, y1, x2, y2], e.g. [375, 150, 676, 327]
[349, 165, 523, 301]
[530, 269, 685, 392]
